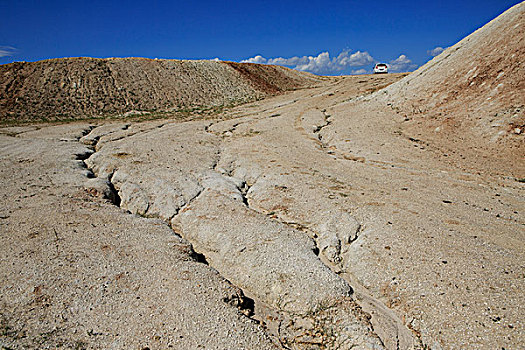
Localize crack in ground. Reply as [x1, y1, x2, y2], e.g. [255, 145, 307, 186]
[239, 187, 420, 348]
[197, 127, 386, 346]
[200, 171, 386, 346]
[76, 128, 122, 205]
[204, 95, 422, 348]
[215, 167, 418, 348]
[239, 181, 251, 207]
[92, 123, 170, 151]
[313, 108, 333, 145]
[75, 126, 264, 330]
[78, 120, 412, 348]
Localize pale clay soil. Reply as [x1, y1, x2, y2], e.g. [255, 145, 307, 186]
[1, 71, 523, 349]
[1, 5, 525, 347]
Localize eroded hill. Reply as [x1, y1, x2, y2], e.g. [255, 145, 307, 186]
[0, 58, 322, 122]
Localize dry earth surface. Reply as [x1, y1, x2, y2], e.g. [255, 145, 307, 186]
[1, 2, 524, 350]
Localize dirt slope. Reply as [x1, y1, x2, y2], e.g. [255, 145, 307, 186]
[378, 1, 524, 177]
[0, 58, 322, 122]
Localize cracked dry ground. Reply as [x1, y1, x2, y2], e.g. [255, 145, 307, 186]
[1, 74, 523, 349]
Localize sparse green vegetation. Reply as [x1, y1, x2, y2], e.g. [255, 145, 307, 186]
[0, 101, 244, 127]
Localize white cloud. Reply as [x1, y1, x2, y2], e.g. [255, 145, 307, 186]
[241, 50, 375, 75]
[241, 55, 267, 64]
[0, 46, 16, 58]
[293, 52, 335, 74]
[427, 46, 446, 57]
[337, 51, 375, 67]
[388, 54, 417, 72]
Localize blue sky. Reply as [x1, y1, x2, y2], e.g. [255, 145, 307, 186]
[0, 0, 521, 75]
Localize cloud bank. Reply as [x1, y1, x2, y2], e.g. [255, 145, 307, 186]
[241, 50, 375, 75]
[242, 50, 420, 75]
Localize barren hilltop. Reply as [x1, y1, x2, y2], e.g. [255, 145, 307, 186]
[0, 2, 523, 350]
[0, 58, 321, 121]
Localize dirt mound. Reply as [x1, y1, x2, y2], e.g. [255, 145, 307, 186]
[380, 2, 524, 177]
[0, 57, 322, 122]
